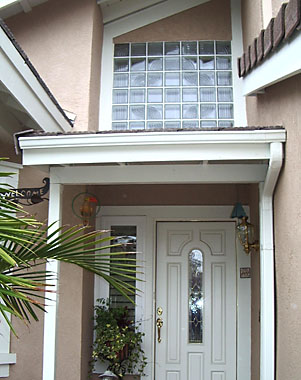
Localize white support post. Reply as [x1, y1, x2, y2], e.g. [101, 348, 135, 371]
[42, 181, 63, 380]
[259, 142, 283, 380]
[259, 185, 275, 380]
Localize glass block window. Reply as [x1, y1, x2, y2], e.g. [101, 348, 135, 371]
[109, 225, 137, 320]
[112, 41, 234, 130]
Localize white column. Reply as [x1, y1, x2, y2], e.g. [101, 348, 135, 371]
[42, 180, 63, 380]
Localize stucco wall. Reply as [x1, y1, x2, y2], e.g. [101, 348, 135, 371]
[272, 0, 286, 16]
[241, 0, 263, 48]
[6, 0, 103, 132]
[248, 184, 260, 380]
[55, 185, 95, 380]
[91, 183, 251, 206]
[114, 0, 231, 43]
[88, 3, 103, 132]
[244, 72, 301, 379]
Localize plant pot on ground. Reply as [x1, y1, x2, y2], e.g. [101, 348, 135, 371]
[92, 298, 147, 379]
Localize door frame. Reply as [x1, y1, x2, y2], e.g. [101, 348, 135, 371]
[96, 206, 251, 380]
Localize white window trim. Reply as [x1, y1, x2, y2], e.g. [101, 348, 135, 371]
[94, 215, 146, 320]
[94, 215, 146, 375]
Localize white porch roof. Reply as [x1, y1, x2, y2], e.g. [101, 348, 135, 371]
[19, 127, 286, 380]
[19, 128, 286, 185]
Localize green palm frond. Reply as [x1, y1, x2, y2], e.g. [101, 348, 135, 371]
[0, 167, 141, 333]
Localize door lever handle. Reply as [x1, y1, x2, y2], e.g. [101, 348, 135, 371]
[156, 317, 163, 343]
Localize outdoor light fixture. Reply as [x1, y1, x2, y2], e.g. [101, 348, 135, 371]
[231, 202, 260, 255]
[98, 370, 118, 380]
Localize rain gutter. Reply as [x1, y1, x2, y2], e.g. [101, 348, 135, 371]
[259, 142, 283, 380]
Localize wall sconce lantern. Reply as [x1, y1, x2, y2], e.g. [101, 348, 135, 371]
[231, 202, 259, 255]
[98, 370, 118, 380]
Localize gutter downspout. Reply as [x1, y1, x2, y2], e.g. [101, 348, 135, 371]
[259, 142, 283, 380]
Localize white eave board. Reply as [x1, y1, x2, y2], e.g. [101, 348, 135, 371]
[19, 129, 286, 166]
[0, 0, 48, 19]
[49, 163, 269, 185]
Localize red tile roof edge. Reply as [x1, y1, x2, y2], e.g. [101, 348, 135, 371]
[19, 126, 285, 138]
[238, 0, 300, 78]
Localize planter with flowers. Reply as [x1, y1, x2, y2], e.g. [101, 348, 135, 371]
[92, 298, 147, 379]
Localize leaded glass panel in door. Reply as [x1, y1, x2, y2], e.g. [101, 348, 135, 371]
[189, 249, 204, 343]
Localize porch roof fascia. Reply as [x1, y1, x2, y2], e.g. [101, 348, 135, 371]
[19, 129, 286, 166]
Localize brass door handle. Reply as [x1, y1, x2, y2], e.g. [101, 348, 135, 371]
[156, 317, 163, 343]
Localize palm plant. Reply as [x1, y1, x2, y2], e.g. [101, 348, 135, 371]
[0, 168, 140, 335]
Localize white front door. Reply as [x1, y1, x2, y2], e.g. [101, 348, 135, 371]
[155, 221, 236, 380]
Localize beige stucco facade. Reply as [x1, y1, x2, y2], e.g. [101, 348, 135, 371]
[114, 0, 231, 43]
[6, 0, 103, 132]
[2, 0, 297, 379]
[246, 76, 301, 379]
[241, 1, 301, 379]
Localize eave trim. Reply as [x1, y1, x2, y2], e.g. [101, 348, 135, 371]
[19, 129, 286, 166]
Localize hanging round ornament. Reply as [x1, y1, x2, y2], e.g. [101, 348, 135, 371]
[71, 192, 100, 226]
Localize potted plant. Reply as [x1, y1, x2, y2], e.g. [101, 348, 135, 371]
[92, 298, 147, 379]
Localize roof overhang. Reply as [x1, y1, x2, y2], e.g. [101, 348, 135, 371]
[0, 0, 48, 19]
[243, 28, 301, 96]
[0, 21, 72, 135]
[19, 129, 286, 185]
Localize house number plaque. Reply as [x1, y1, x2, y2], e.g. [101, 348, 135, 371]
[240, 267, 251, 278]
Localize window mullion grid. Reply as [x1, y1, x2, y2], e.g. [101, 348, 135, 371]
[113, 40, 233, 130]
